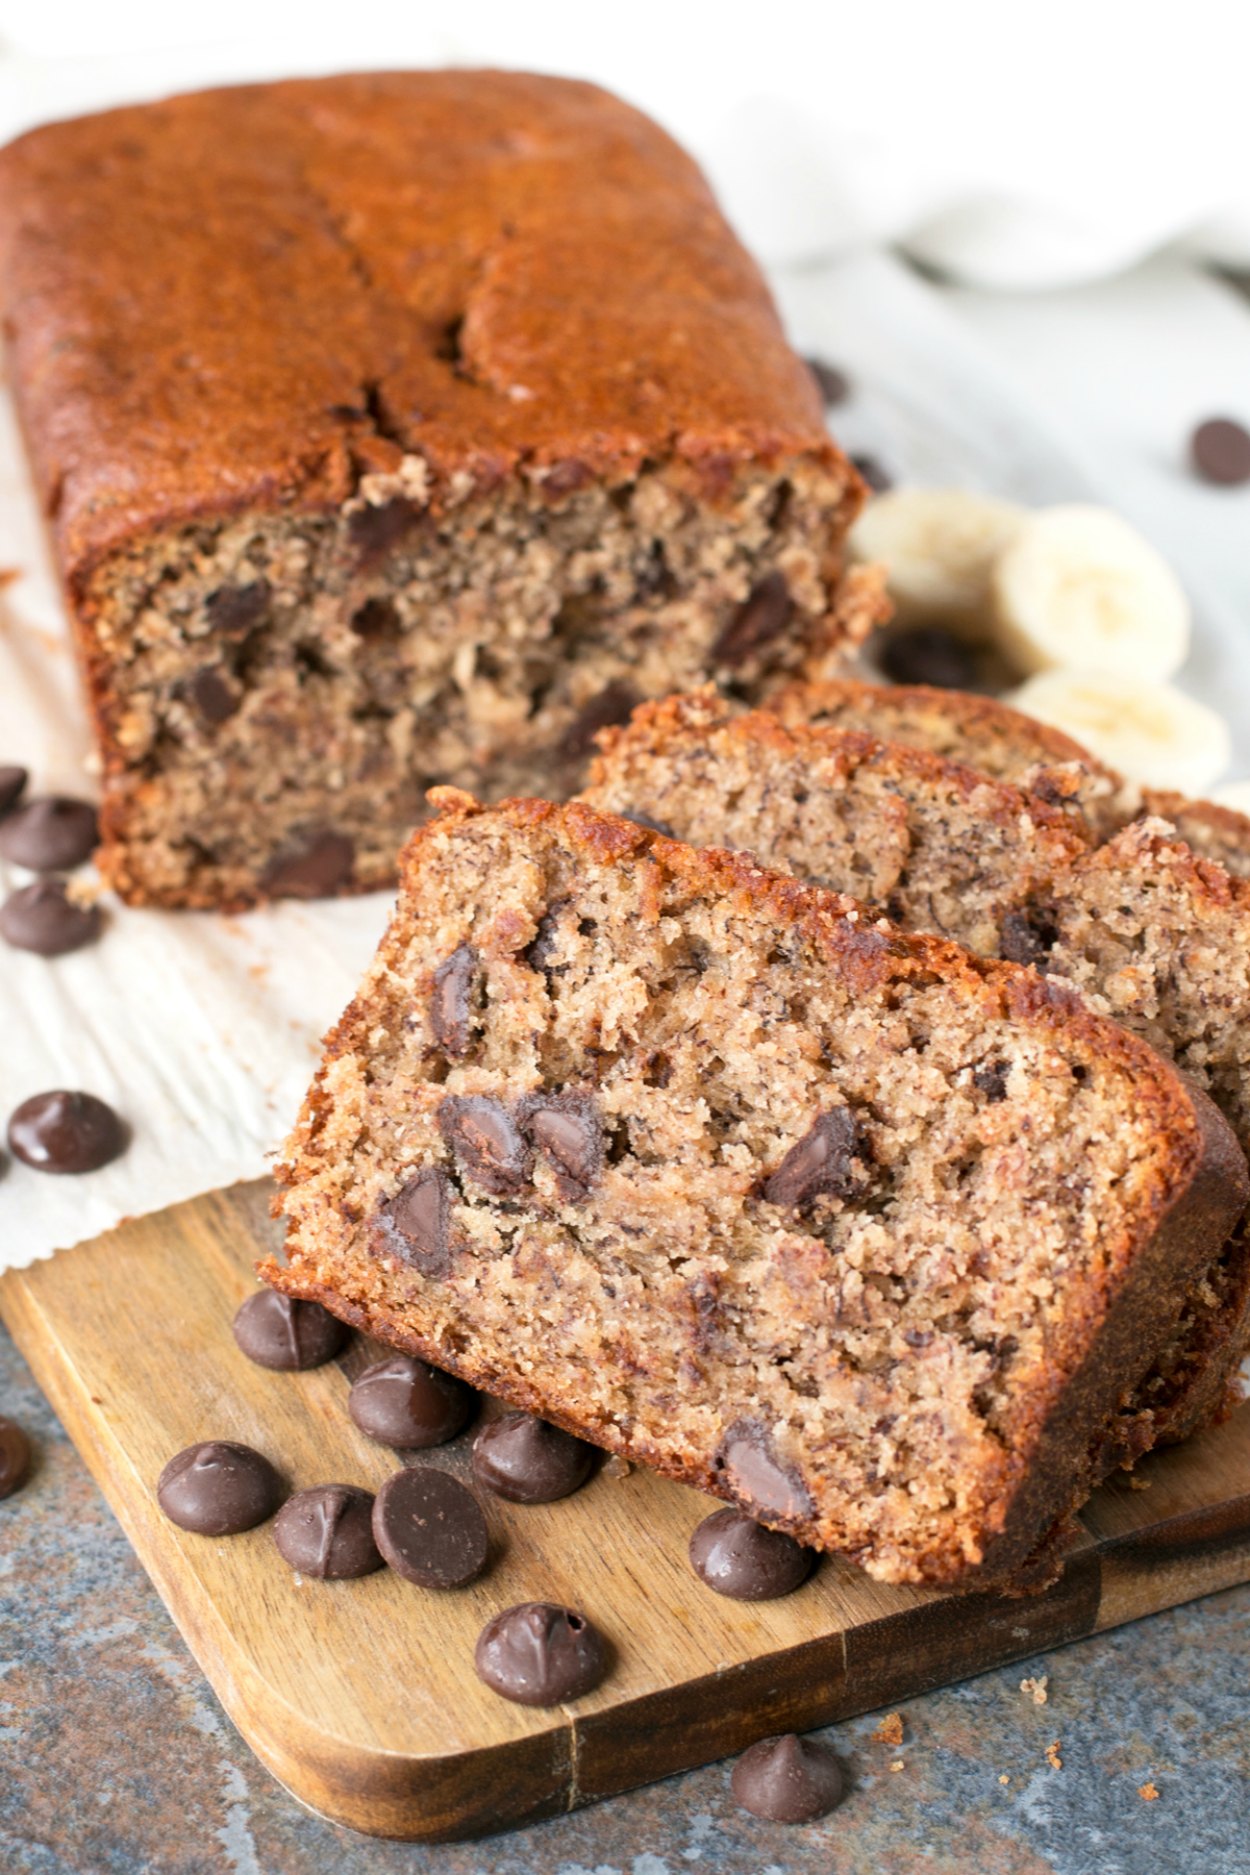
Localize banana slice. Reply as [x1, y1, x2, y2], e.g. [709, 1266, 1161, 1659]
[1006, 670, 1231, 795]
[1211, 780, 1250, 815]
[992, 504, 1189, 680]
[847, 487, 1026, 636]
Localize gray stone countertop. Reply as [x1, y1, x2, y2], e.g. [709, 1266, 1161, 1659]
[2, 1321, 1248, 1875]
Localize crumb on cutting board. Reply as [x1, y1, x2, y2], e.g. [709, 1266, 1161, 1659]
[1139, 1780, 1160, 1801]
[872, 1711, 905, 1746]
[1046, 1740, 1064, 1771]
[1020, 1674, 1049, 1705]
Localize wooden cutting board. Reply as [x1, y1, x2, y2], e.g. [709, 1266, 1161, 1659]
[3, 1178, 1249, 1843]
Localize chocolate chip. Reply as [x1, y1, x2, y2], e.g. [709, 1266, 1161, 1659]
[231, 1289, 346, 1371]
[349, 497, 420, 564]
[1190, 417, 1250, 488]
[762, 1107, 862, 1210]
[472, 1413, 595, 1504]
[7, 1090, 127, 1174]
[619, 809, 675, 838]
[205, 580, 270, 637]
[438, 1095, 529, 1195]
[712, 571, 793, 668]
[0, 765, 28, 814]
[973, 1060, 1010, 1102]
[430, 943, 479, 1056]
[543, 459, 593, 498]
[0, 1416, 31, 1498]
[370, 1466, 489, 1587]
[519, 1092, 602, 1199]
[731, 1733, 845, 1823]
[350, 596, 401, 640]
[260, 829, 355, 899]
[0, 879, 102, 955]
[0, 796, 98, 871]
[688, 1507, 813, 1601]
[1000, 906, 1059, 969]
[852, 453, 893, 492]
[373, 1168, 453, 1277]
[273, 1484, 383, 1579]
[805, 357, 851, 407]
[717, 1421, 814, 1523]
[474, 1602, 608, 1706]
[524, 903, 569, 982]
[348, 1354, 476, 1450]
[559, 681, 641, 765]
[157, 1440, 284, 1536]
[877, 625, 980, 691]
[180, 666, 239, 726]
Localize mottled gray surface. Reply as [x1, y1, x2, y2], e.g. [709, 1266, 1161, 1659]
[2, 1321, 1248, 1875]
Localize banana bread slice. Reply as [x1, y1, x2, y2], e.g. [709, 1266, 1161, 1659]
[772, 677, 1250, 878]
[267, 792, 1246, 1587]
[0, 71, 874, 909]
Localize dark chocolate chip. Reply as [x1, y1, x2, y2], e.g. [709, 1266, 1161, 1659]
[688, 1507, 813, 1601]
[348, 1354, 476, 1450]
[0, 1415, 31, 1498]
[717, 1421, 814, 1523]
[559, 681, 642, 764]
[373, 1168, 454, 1277]
[712, 571, 793, 668]
[805, 357, 851, 407]
[1190, 416, 1250, 488]
[350, 596, 402, 640]
[474, 1602, 608, 1706]
[1000, 906, 1059, 969]
[852, 453, 893, 493]
[370, 1465, 489, 1587]
[157, 1440, 283, 1536]
[231, 1289, 346, 1371]
[180, 666, 239, 726]
[272, 1484, 383, 1579]
[973, 1060, 1010, 1102]
[430, 943, 479, 1056]
[762, 1107, 862, 1210]
[0, 879, 102, 955]
[0, 796, 98, 871]
[349, 497, 420, 564]
[524, 903, 569, 982]
[0, 765, 28, 814]
[7, 1090, 127, 1174]
[731, 1733, 845, 1823]
[205, 580, 270, 637]
[619, 809, 675, 838]
[438, 1095, 529, 1195]
[519, 1092, 602, 1199]
[472, 1413, 595, 1504]
[260, 829, 355, 900]
[877, 625, 980, 691]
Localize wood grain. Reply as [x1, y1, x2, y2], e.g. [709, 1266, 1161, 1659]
[2, 1177, 1248, 1842]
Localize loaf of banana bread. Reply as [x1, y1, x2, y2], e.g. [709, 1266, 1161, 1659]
[0, 71, 874, 908]
[267, 792, 1246, 1587]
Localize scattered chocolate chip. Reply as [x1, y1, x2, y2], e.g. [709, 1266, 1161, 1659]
[0, 765, 28, 814]
[273, 1484, 383, 1579]
[231, 1289, 346, 1371]
[731, 1733, 845, 1823]
[805, 357, 851, 407]
[762, 1107, 862, 1210]
[619, 809, 675, 838]
[852, 453, 893, 493]
[472, 1413, 596, 1504]
[349, 497, 420, 564]
[0, 879, 102, 955]
[430, 943, 479, 1056]
[1190, 416, 1250, 488]
[559, 681, 641, 765]
[718, 1422, 814, 1523]
[371, 1465, 489, 1588]
[350, 596, 402, 640]
[519, 1092, 602, 1200]
[1000, 906, 1059, 969]
[157, 1440, 284, 1536]
[348, 1354, 475, 1450]
[712, 571, 793, 668]
[0, 1415, 31, 1498]
[373, 1168, 453, 1277]
[180, 665, 239, 726]
[877, 625, 980, 691]
[260, 829, 355, 899]
[438, 1095, 529, 1195]
[205, 580, 270, 637]
[474, 1602, 608, 1706]
[0, 796, 98, 871]
[689, 1507, 813, 1601]
[524, 903, 569, 982]
[973, 1061, 1010, 1102]
[7, 1090, 127, 1174]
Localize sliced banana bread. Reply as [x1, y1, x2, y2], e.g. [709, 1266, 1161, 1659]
[267, 792, 1246, 1587]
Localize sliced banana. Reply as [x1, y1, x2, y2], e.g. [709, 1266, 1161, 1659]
[992, 504, 1189, 680]
[847, 487, 1026, 636]
[1211, 779, 1250, 815]
[1006, 670, 1231, 796]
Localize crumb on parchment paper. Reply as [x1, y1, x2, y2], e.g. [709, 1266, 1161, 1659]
[1046, 1740, 1063, 1770]
[1020, 1675, 1049, 1705]
[1139, 1781, 1160, 1801]
[872, 1711, 905, 1746]
[999, 1774, 1010, 1786]
[889, 1760, 905, 1773]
